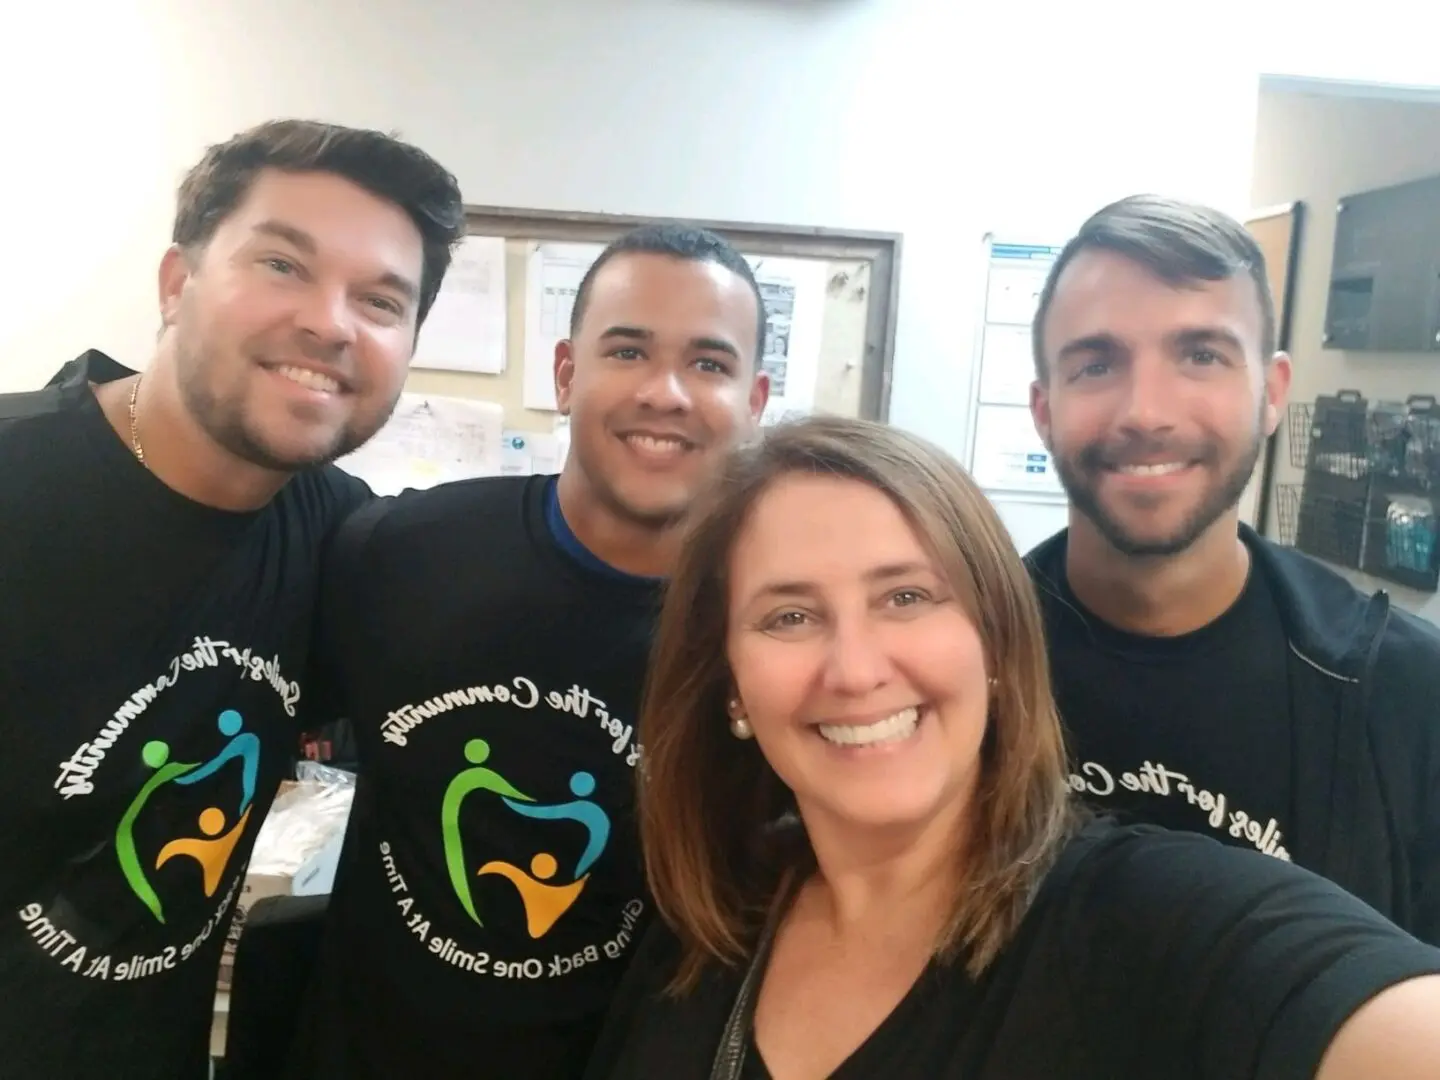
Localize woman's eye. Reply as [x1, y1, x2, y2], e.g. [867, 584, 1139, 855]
[763, 610, 810, 631]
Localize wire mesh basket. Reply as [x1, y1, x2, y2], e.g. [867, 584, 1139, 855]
[1368, 397, 1440, 490]
[1275, 483, 1303, 547]
[1298, 489, 1367, 568]
[1287, 393, 1372, 479]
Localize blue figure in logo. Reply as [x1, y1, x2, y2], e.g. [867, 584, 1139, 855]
[503, 771, 610, 877]
[174, 709, 261, 815]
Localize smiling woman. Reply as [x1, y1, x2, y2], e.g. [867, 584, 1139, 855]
[721, 470, 1015, 867]
[582, 415, 1440, 1080]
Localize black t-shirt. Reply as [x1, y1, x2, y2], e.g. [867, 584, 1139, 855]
[0, 351, 370, 1079]
[289, 475, 661, 1080]
[1031, 536, 1296, 861]
[585, 820, 1440, 1080]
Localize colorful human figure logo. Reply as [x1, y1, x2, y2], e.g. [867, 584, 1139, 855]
[115, 709, 261, 923]
[501, 771, 609, 877]
[155, 805, 252, 898]
[173, 708, 260, 814]
[441, 742, 610, 938]
[477, 851, 588, 939]
[441, 739, 533, 924]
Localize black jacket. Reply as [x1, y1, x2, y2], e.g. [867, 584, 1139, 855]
[1025, 524, 1440, 944]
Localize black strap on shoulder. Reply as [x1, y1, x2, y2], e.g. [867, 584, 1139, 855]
[0, 387, 63, 421]
[708, 870, 800, 1080]
[1, 351, 134, 420]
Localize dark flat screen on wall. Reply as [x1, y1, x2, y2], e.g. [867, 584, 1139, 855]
[1325, 172, 1440, 354]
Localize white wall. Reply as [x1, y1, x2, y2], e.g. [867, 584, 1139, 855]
[0, 0, 1265, 547]
[1250, 82, 1440, 623]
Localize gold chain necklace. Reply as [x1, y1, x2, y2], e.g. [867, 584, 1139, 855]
[128, 375, 146, 466]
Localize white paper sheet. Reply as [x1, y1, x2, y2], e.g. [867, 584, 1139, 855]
[500, 430, 532, 476]
[984, 263, 1047, 326]
[969, 403, 1061, 496]
[552, 416, 572, 472]
[412, 235, 508, 374]
[523, 242, 605, 411]
[977, 324, 1038, 407]
[747, 255, 828, 427]
[499, 429, 563, 477]
[336, 393, 504, 495]
[967, 241, 1065, 496]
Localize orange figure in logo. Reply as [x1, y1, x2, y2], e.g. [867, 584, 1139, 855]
[478, 852, 588, 938]
[156, 805, 253, 897]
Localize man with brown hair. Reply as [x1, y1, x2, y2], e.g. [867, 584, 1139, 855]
[1026, 194, 1440, 944]
[0, 118, 465, 1078]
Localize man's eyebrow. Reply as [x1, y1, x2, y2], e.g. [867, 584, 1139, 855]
[691, 336, 739, 358]
[1168, 326, 1245, 353]
[251, 220, 419, 302]
[376, 271, 419, 303]
[597, 326, 740, 359]
[599, 325, 652, 342]
[1056, 332, 1124, 363]
[251, 220, 316, 253]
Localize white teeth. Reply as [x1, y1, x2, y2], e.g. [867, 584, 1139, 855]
[1118, 462, 1185, 476]
[274, 365, 341, 394]
[625, 434, 688, 456]
[818, 706, 920, 747]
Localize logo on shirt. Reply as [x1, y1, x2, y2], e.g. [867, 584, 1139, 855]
[116, 709, 262, 924]
[53, 635, 300, 799]
[376, 677, 645, 984]
[20, 639, 298, 984]
[440, 738, 610, 939]
[1069, 758, 1292, 861]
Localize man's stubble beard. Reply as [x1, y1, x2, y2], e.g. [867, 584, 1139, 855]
[1053, 407, 1266, 559]
[173, 328, 397, 472]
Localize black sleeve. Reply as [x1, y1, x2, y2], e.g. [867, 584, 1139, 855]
[1403, 713, 1440, 950]
[581, 919, 678, 1080]
[1414, 752, 1440, 947]
[582, 920, 731, 1080]
[316, 465, 374, 524]
[1374, 612, 1440, 947]
[1062, 825, 1440, 1080]
[297, 496, 393, 744]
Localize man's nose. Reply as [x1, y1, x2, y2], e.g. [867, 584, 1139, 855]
[1117, 355, 1179, 434]
[633, 364, 692, 412]
[293, 284, 359, 351]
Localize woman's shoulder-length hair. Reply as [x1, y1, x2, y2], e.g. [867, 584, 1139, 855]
[637, 415, 1075, 993]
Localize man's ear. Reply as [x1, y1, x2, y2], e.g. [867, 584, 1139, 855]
[158, 245, 191, 328]
[554, 339, 576, 415]
[1030, 376, 1053, 451]
[1263, 352, 1293, 436]
[748, 370, 771, 423]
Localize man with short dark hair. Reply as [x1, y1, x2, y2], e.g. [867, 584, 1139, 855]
[1025, 194, 1440, 943]
[0, 118, 465, 1077]
[286, 224, 770, 1078]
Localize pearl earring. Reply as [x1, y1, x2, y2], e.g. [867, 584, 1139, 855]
[728, 698, 754, 740]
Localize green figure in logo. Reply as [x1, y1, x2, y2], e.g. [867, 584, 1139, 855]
[116, 740, 198, 924]
[440, 739, 531, 924]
